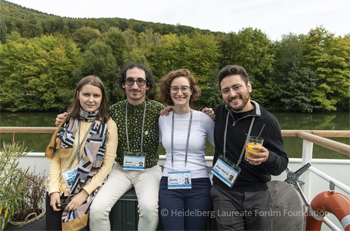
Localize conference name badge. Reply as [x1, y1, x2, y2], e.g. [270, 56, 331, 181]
[168, 171, 192, 189]
[62, 167, 77, 188]
[123, 152, 146, 170]
[211, 155, 241, 188]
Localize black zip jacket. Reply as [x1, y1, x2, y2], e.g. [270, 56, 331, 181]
[212, 101, 288, 192]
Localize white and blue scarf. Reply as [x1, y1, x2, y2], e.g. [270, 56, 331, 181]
[54, 109, 108, 231]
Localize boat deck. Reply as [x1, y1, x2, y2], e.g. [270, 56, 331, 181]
[1, 129, 349, 230]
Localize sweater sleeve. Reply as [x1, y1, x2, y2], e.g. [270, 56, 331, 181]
[82, 118, 118, 194]
[46, 150, 62, 195]
[262, 119, 288, 176]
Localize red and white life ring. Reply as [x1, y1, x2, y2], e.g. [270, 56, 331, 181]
[306, 191, 350, 230]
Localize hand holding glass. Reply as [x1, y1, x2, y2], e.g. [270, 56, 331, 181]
[245, 136, 264, 161]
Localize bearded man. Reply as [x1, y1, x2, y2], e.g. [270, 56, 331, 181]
[209, 65, 288, 231]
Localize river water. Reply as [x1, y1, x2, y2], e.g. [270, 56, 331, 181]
[0, 111, 349, 159]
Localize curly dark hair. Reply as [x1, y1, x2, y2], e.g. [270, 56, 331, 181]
[157, 69, 201, 106]
[118, 62, 154, 94]
[218, 65, 249, 89]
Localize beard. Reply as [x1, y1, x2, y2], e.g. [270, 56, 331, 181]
[226, 92, 250, 112]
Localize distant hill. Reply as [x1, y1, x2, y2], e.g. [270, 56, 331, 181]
[0, 0, 216, 38]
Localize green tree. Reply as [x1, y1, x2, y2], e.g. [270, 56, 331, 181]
[272, 34, 314, 112]
[0, 35, 83, 111]
[87, 20, 98, 29]
[0, 38, 42, 111]
[6, 31, 21, 42]
[20, 19, 32, 38]
[31, 21, 43, 37]
[228, 27, 275, 105]
[217, 32, 238, 67]
[123, 29, 138, 50]
[122, 50, 149, 67]
[103, 27, 130, 68]
[178, 31, 220, 89]
[62, 25, 70, 37]
[36, 35, 83, 110]
[178, 31, 220, 108]
[0, 20, 7, 44]
[148, 33, 182, 81]
[42, 18, 57, 34]
[303, 27, 350, 111]
[339, 34, 350, 111]
[72, 26, 102, 52]
[144, 31, 220, 107]
[82, 41, 121, 104]
[138, 28, 161, 56]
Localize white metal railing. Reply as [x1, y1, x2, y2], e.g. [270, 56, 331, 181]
[299, 137, 350, 231]
[3, 129, 350, 230]
[323, 219, 342, 231]
[308, 166, 350, 194]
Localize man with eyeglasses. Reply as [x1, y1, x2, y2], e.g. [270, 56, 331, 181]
[89, 63, 165, 231]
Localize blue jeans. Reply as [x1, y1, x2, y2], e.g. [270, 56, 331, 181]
[159, 177, 213, 231]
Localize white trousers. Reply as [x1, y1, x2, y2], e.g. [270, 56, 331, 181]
[89, 163, 162, 231]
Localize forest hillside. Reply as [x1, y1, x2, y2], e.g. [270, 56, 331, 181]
[0, 0, 349, 112]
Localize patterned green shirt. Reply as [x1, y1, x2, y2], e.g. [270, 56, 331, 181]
[109, 100, 165, 168]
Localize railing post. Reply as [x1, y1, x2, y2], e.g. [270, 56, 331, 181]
[301, 140, 313, 201]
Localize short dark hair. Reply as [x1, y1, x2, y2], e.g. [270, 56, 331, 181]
[118, 62, 154, 94]
[68, 75, 110, 123]
[157, 69, 201, 106]
[218, 65, 249, 89]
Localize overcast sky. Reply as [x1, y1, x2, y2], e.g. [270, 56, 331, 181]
[5, 0, 350, 41]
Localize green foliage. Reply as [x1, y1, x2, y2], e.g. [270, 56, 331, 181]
[303, 27, 350, 111]
[82, 41, 121, 105]
[11, 169, 46, 223]
[0, 137, 28, 230]
[137, 28, 161, 57]
[1, 0, 201, 37]
[148, 31, 220, 90]
[122, 50, 149, 67]
[148, 33, 182, 81]
[196, 80, 223, 109]
[272, 34, 314, 112]
[0, 21, 7, 44]
[6, 31, 21, 41]
[103, 27, 130, 68]
[123, 29, 138, 50]
[0, 1, 349, 112]
[72, 26, 102, 52]
[178, 31, 220, 89]
[228, 28, 275, 104]
[0, 35, 83, 111]
[217, 32, 238, 67]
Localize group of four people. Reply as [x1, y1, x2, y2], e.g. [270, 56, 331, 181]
[45, 62, 288, 231]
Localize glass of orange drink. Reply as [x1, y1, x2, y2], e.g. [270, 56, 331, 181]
[245, 136, 264, 161]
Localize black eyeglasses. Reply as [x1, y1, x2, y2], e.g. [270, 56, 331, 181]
[170, 86, 192, 93]
[125, 78, 147, 86]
